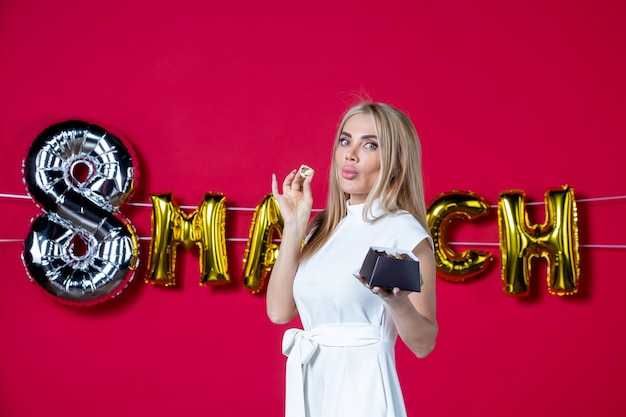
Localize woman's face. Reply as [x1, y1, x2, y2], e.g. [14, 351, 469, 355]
[334, 113, 381, 204]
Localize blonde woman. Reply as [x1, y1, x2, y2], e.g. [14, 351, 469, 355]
[268, 102, 438, 417]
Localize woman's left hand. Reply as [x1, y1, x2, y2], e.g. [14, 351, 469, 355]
[353, 273, 412, 304]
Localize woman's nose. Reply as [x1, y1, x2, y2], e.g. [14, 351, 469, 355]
[345, 149, 357, 161]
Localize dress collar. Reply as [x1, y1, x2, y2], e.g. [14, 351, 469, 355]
[346, 199, 385, 220]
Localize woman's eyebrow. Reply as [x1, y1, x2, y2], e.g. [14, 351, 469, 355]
[340, 132, 378, 140]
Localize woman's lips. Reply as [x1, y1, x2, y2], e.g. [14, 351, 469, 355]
[341, 166, 358, 180]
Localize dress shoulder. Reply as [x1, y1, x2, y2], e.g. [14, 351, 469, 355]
[379, 211, 433, 252]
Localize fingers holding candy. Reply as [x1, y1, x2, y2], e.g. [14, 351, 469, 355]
[271, 164, 315, 226]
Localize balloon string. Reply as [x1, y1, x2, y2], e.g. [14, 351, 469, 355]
[448, 242, 626, 249]
[2, 192, 625, 247]
[127, 201, 261, 211]
[0, 193, 323, 211]
[3, 192, 626, 210]
[3, 192, 626, 209]
[1, 237, 624, 249]
[0, 237, 279, 244]
[0, 193, 31, 200]
[486, 194, 626, 208]
[576, 195, 626, 203]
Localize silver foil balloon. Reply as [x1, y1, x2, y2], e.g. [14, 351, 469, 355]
[22, 121, 139, 306]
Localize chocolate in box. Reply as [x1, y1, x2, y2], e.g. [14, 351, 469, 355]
[359, 246, 421, 292]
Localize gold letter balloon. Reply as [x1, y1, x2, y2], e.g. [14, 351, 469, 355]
[426, 191, 494, 281]
[242, 195, 284, 294]
[497, 186, 580, 296]
[145, 193, 230, 286]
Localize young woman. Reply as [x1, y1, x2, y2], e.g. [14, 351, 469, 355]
[267, 102, 438, 417]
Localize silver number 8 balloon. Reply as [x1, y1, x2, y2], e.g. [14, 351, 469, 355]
[22, 120, 140, 306]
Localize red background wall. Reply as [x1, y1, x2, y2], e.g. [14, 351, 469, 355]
[1, 1, 625, 416]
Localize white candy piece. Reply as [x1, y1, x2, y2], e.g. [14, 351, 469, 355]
[298, 164, 314, 179]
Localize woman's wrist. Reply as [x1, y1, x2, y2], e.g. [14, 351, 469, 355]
[281, 222, 307, 243]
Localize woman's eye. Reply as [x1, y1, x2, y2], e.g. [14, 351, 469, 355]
[364, 142, 378, 150]
[340, 138, 350, 146]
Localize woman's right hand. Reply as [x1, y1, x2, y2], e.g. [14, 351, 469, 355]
[271, 168, 314, 230]
[267, 168, 313, 325]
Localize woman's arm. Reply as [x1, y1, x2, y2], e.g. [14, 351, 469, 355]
[369, 239, 438, 358]
[266, 169, 313, 324]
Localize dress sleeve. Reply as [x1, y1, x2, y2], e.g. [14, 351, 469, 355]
[394, 214, 434, 253]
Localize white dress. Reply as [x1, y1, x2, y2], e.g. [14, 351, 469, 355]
[282, 200, 432, 417]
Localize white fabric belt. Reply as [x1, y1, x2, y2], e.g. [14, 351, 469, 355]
[282, 323, 382, 417]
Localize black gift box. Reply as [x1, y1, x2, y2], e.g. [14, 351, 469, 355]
[359, 246, 421, 292]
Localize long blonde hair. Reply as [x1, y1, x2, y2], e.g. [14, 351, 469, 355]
[300, 102, 430, 260]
